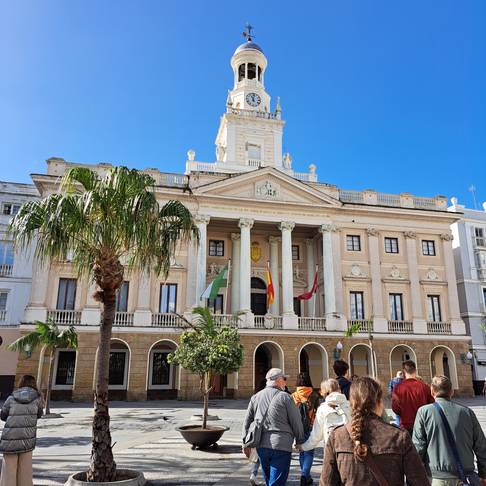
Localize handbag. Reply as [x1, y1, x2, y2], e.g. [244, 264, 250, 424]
[243, 389, 280, 448]
[345, 423, 390, 486]
[433, 402, 481, 486]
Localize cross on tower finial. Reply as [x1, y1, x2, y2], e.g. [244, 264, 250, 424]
[242, 23, 254, 42]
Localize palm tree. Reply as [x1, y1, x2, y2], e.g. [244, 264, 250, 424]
[8, 319, 78, 415]
[9, 166, 198, 482]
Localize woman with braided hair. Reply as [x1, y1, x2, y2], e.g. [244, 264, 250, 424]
[320, 376, 429, 486]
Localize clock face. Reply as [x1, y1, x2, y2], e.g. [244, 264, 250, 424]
[246, 92, 261, 107]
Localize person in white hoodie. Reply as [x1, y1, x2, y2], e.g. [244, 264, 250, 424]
[297, 379, 350, 453]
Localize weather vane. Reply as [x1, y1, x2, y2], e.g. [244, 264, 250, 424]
[242, 23, 254, 42]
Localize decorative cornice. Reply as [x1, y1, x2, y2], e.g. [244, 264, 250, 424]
[403, 231, 417, 239]
[194, 214, 210, 225]
[319, 223, 337, 233]
[268, 235, 281, 244]
[440, 233, 454, 241]
[231, 233, 240, 241]
[238, 218, 254, 229]
[366, 227, 379, 237]
[279, 221, 295, 232]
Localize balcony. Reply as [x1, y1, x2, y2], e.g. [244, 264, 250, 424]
[0, 310, 6, 322]
[254, 315, 283, 330]
[113, 312, 134, 327]
[388, 320, 413, 333]
[247, 159, 263, 168]
[348, 319, 373, 333]
[0, 264, 13, 277]
[47, 310, 82, 326]
[151, 313, 185, 328]
[213, 314, 239, 327]
[427, 321, 451, 335]
[298, 317, 327, 331]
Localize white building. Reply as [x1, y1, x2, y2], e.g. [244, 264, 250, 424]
[449, 198, 486, 393]
[0, 181, 39, 398]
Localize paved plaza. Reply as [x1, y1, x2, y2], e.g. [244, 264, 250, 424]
[1, 397, 486, 485]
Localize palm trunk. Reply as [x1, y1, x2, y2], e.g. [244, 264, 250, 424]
[87, 288, 117, 482]
[45, 349, 54, 415]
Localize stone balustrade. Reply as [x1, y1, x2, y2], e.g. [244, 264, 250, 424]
[426, 321, 452, 334]
[0, 310, 6, 322]
[113, 312, 134, 327]
[47, 310, 81, 326]
[388, 320, 414, 333]
[0, 264, 13, 277]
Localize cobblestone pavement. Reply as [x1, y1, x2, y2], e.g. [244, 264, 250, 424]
[0, 397, 485, 485]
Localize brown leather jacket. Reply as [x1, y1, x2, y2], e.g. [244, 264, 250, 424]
[320, 415, 429, 486]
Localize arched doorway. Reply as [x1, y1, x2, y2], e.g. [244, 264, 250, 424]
[251, 277, 267, 316]
[254, 342, 284, 392]
[389, 345, 417, 378]
[299, 343, 328, 388]
[430, 346, 458, 389]
[108, 339, 130, 400]
[147, 340, 179, 399]
[349, 344, 373, 378]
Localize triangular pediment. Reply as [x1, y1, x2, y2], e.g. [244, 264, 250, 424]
[194, 167, 341, 207]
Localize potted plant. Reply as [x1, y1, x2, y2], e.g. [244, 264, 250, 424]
[8, 319, 78, 417]
[168, 307, 243, 449]
[9, 166, 197, 484]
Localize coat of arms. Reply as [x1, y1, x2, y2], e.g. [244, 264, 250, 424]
[251, 242, 262, 263]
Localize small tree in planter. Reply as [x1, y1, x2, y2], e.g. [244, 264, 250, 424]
[168, 307, 243, 437]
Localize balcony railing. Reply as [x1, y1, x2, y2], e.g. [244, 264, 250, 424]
[47, 310, 82, 326]
[298, 317, 327, 331]
[339, 190, 364, 204]
[228, 107, 280, 120]
[0, 264, 13, 277]
[348, 319, 373, 333]
[213, 314, 239, 327]
[255, 315, 283, 330]
[114, 312, 134, 327]
[427, 321, 452, 334]
[151, 313, 185, 328]
[0, 310, 6, 322]
[247, 159, 262, 168]
[388, 320, 413, 333]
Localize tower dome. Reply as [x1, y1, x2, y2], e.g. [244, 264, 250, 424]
[234, 40, 264, 55]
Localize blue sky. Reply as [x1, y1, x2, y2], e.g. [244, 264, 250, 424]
[1, 1, 485, 206]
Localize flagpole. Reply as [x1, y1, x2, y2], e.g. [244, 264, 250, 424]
[223, 259, 231, 315]
[313, 264, 317, 317]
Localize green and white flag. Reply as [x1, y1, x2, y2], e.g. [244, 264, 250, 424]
[201, 263, 228, 300]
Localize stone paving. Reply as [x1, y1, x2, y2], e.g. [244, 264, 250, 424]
[0, 397, 486, 485]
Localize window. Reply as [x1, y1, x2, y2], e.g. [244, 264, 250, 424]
[422, 240, 436, 256]
[476, 228, 485, 238]
[2, 203, 21, 216]
[108, 350, 128, 388]
[293, 298, 302, 317]
[56, 278, 77, 310]
[150, 348, 173, 388]
[385, 237, 399, 254]
[247, 144, 261, 160]
[115, 282, 129, 312]
[292, 245, 300, 260]
[389, 293, 404, 321]
[0, 242, 14, 265]
[160, 284, 177, 313]
[346, 235, 361, 251]
[428, 295, 442, 322]
[208, 294, 224, 314]
[0, 292, 7, 310]
[209, 240, 224, 257]
[350, 292, 365, 319]
[54, 351, 76, 387]
[483, 288, 486, 307]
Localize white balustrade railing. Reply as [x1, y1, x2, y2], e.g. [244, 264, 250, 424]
[47, 310, 81, 326]
[339, 190, 364, 203]
[151, 313, 184, 327]
[0, 264, 13, 276]
[254, 315, 283, 329]
[413, 197, 437, 210]
[228, 107, 279, 120]
[159, 173, 188, 187]
[213, 314, 239, 327]
[0, 310, 6, 322]
[293, 172, 317, 182]
[247, 159, 262, 168]
[377, 193, 401, 207]
[388, 320, 413, 333]
[427, 321, 452, 334]
[185, 161, 219, 173]
[348, 319, 373, 333]
[114, 312, 134, 327]
[298, 317, 327, 331]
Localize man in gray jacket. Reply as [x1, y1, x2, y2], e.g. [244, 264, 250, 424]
[413, 375, 486, 485]
[243, 368, 305, 486]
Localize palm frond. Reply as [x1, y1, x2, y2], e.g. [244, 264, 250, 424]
[8, 332, 42, 353]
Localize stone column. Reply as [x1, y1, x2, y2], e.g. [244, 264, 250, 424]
[231, 233, 241, 313]
[133, 271, 152, 326]
[404, 231, 426, 334]
[331, 229, 345, 324]
[269, 236, 281, 315]
[319, 225, 337, 314]
[441, 233, 465, 334]
[366, 227, 387, 332]
[195, 215, 210, 306]
[305, 238, 315, 317]
[279, 222, 296, 315]
[185, 237, 198, 312]
[23, 259, 49, 323]
[239, 218, 254, 317]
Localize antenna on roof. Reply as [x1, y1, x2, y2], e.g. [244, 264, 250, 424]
[469, 184, 478, 209]
[242, 23, 255, 42]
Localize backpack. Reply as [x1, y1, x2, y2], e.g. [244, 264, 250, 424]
[298, 391, 320, 435]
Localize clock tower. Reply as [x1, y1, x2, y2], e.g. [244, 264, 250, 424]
[215, 27, 285, 170]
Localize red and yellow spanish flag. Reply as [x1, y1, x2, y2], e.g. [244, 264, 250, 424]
[266, 262, 275, 307]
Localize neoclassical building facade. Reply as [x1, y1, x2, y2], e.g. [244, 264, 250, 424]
[16, 36, 473, 399]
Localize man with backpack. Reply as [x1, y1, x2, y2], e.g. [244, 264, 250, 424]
[292, 372, 320, 486]
[242, 368, 305, 486]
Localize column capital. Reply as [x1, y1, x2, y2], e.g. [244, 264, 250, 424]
[268, 235, 281, 244]
[440, 233, 454, 241]
[366, 227, 379, 237]
[238, 218, 254, 229]
[278, 221, 295, 232]
[231, 233, 241, 241]
[403, 231, 417, 239]
[319, 223, 337, 234]
[195, 214, 210, 225]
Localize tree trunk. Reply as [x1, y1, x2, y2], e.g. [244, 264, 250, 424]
[87, 288, 117, 482]
[45, 349, 54, 415]
[202, 373, 208, 430]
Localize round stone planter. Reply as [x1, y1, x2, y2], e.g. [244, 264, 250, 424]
[65, 469, 145, 486]
[176, 425, 229, 449]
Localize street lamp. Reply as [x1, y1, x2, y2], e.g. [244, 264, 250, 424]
[23, 343, 32, 359]
[333, 341, 343, 360]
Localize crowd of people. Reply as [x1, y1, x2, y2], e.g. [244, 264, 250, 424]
[243, 360, 486, 486]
